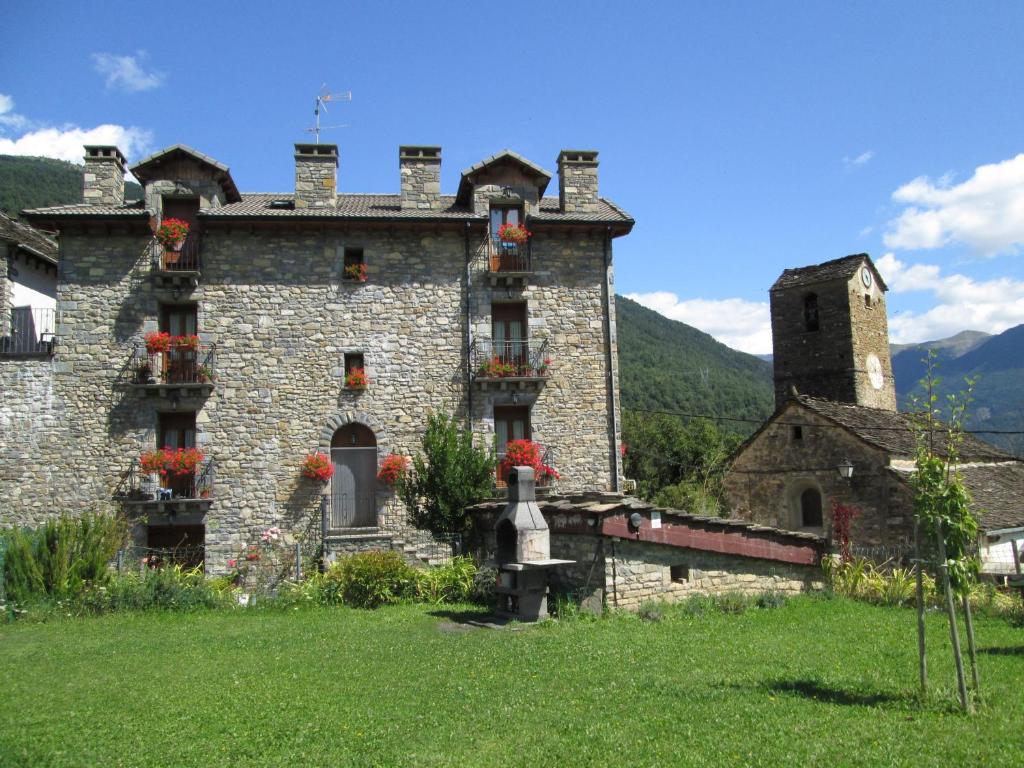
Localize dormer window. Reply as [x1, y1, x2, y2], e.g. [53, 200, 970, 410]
[803, 293, 819, 332]
[490, 204, 523, 238]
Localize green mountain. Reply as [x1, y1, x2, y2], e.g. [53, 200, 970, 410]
[615, 295, 774, 434]
[893, 325, 1024, 457]
[0, 154, 142, 217]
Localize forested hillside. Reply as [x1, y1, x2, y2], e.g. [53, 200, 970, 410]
[615, 295, 774, 433]
[0, 155, 142, 216]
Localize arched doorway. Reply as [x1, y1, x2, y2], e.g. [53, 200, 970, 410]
[329, 424, 377, 528]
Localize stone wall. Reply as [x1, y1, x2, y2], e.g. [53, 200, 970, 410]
[603, 537, 823, 611]
[557, 151, 599, 213]
[399, 147, 441, 210]
[83, 148, 125, 207]
[770, 267, 895, 411]
[723, 403, 914, 549]
[294, 145, 338, 208]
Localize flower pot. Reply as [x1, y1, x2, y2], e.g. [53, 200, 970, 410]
[163, 248, 181, 266]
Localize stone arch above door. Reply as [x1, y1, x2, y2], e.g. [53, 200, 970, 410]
[318, 411, 389, 455]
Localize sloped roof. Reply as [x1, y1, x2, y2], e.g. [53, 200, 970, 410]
[130, 144, 241, 203]
[888, 461, 1024, 532]
[456, 149, 553, 204]
[198, 192, 633, 226]
[0, 211, 58, 263]
[771, 253, 888, 292]
[796, 396, 1012, 462]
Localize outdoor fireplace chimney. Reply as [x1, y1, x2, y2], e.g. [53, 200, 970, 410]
[492, 467, 573, 621]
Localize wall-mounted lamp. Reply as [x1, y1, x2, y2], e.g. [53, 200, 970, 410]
[628, 511, 644, 532]
[511, 392, 519, 405]
[837, 459, 854, 481]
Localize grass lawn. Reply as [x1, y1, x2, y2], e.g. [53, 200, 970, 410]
[1, 596, 1022, 767]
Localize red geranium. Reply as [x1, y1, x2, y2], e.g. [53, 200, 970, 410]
[499, 439, 559, 481]
[302, 452, 334, 482]
[144, 331, 172, 354]
[155, 218, 190, 247]
[498, 223, 531, 244]
[377, 454, 409, 485]
[345, 368, 369, 388]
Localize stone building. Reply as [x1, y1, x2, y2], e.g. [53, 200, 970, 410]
[7, 142, 633, 570]
[1, 211, 58, 354]
[724, 254, 1024, 572]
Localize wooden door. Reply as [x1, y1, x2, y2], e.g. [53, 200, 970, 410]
[492, 302, 527, 369]
[160, 304, 198, 382]
[158, 413, 197, 497]
[329, 424, 378, 529]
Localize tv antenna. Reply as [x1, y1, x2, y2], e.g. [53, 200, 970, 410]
[307, 85, 352, 143]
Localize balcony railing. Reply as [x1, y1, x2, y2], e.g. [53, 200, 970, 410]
[495, 443, 556, 490]
[152, 232, 202, 272]
[129, 344, 217, 387]
[0, 306, 56, 356]
[472, 338, 550, 381]
[488, 236, 533, 274]
[114, 458, 215, 504]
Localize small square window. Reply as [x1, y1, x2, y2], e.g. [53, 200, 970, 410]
[670, 564, 689, 583]
[792, 426, 803, 440]
[344, 353, 366, 389]
[343, 248, 366, 282]
[864, 294, 872, 308]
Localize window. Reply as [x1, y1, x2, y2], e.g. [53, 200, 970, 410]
[670, 564, 690, 583]
[800, 488, 823, 527]
[147, 524, 204, 569]
[803, 293, 819, 332]
[792, 426, 803, 440]
[343, 248, 366, 282]
[492, 302, 527, 369]
[344, 352, 366, 388]
[494, 405, 530, 487]
[864, 294, 872, 308]
[157, 412, 198, 497]
[489, 204, 522, 238]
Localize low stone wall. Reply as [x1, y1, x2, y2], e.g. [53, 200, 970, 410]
[603, 538, 823, 611]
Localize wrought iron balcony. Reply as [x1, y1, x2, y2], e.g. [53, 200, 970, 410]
[115, 457, 215, 516]
[0, 306, 56, 356]
[126, 343, 216, 400]
[472, 338, 550, 392]
[487, 236, 533, 287]
[495, 443, 556, 491]
[151, 233, 202, 290]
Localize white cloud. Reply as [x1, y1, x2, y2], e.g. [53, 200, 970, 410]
[92, 51, 164, 92]
[884, 153, 1024, 256]
[0, 93, 29, 131]
[843, 150, 874, 168]
[876, 252, 1024, 342]
[625, 292, 772, 355]
[0, 124, 153, 165]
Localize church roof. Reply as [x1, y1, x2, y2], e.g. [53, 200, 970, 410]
[771, 253, 888, 292]
[794, 396, 1012, 462]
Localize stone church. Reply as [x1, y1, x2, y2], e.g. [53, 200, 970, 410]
[723, 254, 1024, 573]
[3, 142, 633, 571]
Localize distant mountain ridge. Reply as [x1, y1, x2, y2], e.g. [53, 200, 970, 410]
[892, 324, 1024, 456]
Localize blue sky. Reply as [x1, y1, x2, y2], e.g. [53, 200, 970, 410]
[3, 1, 1023, 353]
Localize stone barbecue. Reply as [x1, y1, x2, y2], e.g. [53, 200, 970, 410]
[493, 466, 573, 621]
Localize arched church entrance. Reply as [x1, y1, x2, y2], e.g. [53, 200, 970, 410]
[329, 424, 377, 528]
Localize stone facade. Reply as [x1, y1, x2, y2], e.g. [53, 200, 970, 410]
[723, 401, 915, 548]
[399, 147, 442, 210]
[557, 151, 600, 214]
[9, 142, 633, 573]
[770, 255, 896, 411]
[294, 144, 338, 208]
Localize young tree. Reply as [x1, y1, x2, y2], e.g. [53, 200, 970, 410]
[909, 352, 981, 711]
[397, 412, 494, 539]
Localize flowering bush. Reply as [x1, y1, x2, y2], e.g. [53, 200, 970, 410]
[138, 447, 205, 477]
[155, 218, 190, 248]
[498, 222, 531, 243]
[301, 452, 334, 482]
[830, 499, 861, 564]
[344, 263, 368, 282]
[499, 439, 560, 481]
[260, 526, 282, 544]
[172, 334, 201, 350]
[377, 454, 409, 485]
[345, 367, 369, 388]
[144, 331, 172, 354]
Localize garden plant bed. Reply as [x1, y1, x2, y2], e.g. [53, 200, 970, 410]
[1, 596, 1022, 766]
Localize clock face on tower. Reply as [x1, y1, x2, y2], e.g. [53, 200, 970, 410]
[866, 353, 884, 390]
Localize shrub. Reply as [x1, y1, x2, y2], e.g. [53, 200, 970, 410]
[414, 557, 478, 604]
[333, 551, 416, 609]
[78, 565, 227, 613]
[471, 565, 497, 605]
[2, 512, 127, 605]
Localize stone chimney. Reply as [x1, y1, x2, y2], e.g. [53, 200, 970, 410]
[294, 143, 338, 208]
[83, 146, 127, 207]
[399, 146, 442, 210]
[557, 150, 599, 213]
